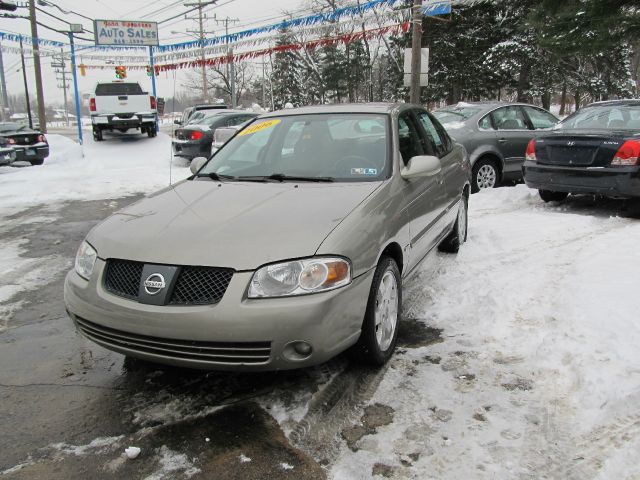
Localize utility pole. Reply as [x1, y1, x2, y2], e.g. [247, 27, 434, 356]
[409, 0, 423, 105]
[18, 36, 33, 129]
[28, 0, 47, 132]
[184, 0, 216, 103]
[0, 40, 8, 121]
[68, 32, 83, 146]
[215, 15, 239, 107]
[52, 49, 70, 126]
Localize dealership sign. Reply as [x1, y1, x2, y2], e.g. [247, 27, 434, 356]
[94, 19, 159, 46]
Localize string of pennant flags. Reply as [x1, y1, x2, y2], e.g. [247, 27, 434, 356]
[0, 0, 450, 73]
[79, 22, 410, 72]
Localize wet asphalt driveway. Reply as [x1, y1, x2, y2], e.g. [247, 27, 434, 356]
[0, 198, 439, 479]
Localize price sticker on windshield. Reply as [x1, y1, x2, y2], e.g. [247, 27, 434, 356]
[238, 119, 281, 136]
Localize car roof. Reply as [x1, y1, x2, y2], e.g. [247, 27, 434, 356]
[585, 99, 640, 107]
[260, 102, 409, 118]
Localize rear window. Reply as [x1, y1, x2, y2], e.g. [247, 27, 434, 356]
[433, 107, 481, 125]
[95, 83, 144, 96]
[560, 104, 640, 130]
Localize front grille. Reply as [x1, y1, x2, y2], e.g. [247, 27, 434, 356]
[103, 259, 233, 305]
[543, 146, 596, 166]
[170, 266, 233, 305]
[75, 316, 271, 365]
[104, 259, 143, 299]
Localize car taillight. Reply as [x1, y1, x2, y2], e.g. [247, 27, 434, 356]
[37, 134, 46, 143]
[150, 96, 156, 110]
[89, 98, 96, 112]
[525, 139, 537, 162]
[190, 131, 204, 140]
[611, 140, 640, 166]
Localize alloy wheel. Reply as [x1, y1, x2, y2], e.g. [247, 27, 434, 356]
[476, 164, 496, 189]
[374, 270, 399, 351]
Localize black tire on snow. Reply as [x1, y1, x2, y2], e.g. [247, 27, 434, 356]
[29, 159, 44, 166]
[349, 256, 401, 366]
[539, 190, 569, 202]
[471, 157, 499, 193]
[439, 192, 468, 253]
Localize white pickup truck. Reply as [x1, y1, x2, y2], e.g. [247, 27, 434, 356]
[89, 81, 158, 141]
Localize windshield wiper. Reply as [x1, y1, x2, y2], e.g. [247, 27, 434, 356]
[238, 173, 335, 183]
[196, 172, 237, 181]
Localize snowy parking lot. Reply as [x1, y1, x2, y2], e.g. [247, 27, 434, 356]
[1, 134, 639, 479]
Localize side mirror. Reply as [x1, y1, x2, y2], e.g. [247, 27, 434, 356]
[401, 155, 442, 179]
[190, 156, 207, 175]
[174, 119, 182, 125]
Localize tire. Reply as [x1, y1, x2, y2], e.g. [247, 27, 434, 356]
[471, 158, 499, 193]
[349, 256, 401, 366]
[147, 126, 157, 138]
[29, 158, 44, 166]
[439, 192, 468, 253]
[93, 128, 103, 142]
[539, 190, 569, 202]
[627, 198, 640, 218]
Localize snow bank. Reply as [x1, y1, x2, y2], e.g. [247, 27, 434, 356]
[0, 133, 191, 218]
[331, 185, 640, 479]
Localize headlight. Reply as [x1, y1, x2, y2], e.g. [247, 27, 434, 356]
[75, 241, 97, 280]
[248, 257, 351, 298]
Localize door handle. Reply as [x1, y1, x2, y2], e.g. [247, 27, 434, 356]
[498, 138, 507, 143]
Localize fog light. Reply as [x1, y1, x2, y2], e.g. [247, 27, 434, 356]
[293, 341, 312, 356]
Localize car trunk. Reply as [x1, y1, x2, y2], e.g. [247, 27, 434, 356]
[8, 132, 41, 146]
[536, 130, 629, 168]
[174, 126, 211, 142]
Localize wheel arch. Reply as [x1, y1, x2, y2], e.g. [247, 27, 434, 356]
[377, 241, 404, 275]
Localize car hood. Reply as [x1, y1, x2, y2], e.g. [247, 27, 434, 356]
[88, 180, 382, 270]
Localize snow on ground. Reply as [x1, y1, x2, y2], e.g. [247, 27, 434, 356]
[330, 186, 640, 479]
[0, 132, 191, 218]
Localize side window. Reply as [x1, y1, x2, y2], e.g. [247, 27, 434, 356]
[523, 106, 558, 130]
[479, 114, 493, 130]
[398, 113, 423, 164]
[416, 111, 445, 157]
[491, 106, 529, 130]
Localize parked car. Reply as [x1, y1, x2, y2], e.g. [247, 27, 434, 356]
[0, 122, 49, 165]
[64, 103, 470, 371]
[175, 104, 230, 126]
[211, 125, 243, 153]
[523, 99, 640, 211]
[0, 135, 16, 166]
[433, 102, 559, 192]
[172, 110, 258, 160]
[89, 81, 158, 141]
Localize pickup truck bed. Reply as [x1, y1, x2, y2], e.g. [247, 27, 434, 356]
[90, 82, 158, 141]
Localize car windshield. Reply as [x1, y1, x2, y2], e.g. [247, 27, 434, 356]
[0, 122, 28, 133]
[199, 113, 389, 182]
[433, 107, 481, 125]
[559, 104, 640, 130]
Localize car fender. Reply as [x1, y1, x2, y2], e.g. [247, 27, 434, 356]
[468, 144, 505, 170]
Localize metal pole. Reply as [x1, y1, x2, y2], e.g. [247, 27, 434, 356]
[59, 48, 69, 127]
[409, 0, 423, 105]
[19, 37, 33, 129]
[149, 46, 158, 132]
[0, 41, 9, 121]
[226, 19, 236, 108]
[68, 33, 83, 146]
[29, 0, 47, 132]
[197, 0, 208, 103]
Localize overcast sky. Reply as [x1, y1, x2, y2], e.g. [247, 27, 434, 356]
[0, 0, 307, 110]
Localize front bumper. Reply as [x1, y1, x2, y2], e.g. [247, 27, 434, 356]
[172, 140, 211, 159]
[64, 259, 373, 371]
[0, 147, 16, 166]
[523, 161, 640, 198]
[14, 144, 49, 162]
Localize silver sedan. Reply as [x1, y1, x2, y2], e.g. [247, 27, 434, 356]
[64, 103, 471, 371]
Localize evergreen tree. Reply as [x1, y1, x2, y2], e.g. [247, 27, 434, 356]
[271, 29, 304, 108]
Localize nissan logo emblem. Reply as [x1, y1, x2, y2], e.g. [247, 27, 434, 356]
[144, 273, 166, 295]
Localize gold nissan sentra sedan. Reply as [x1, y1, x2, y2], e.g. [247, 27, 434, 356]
[64, 103, 471, 371]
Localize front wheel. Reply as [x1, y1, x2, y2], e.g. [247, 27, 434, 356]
[472, 158, 499, 193]
[439, 193, 468, 253]
[539, 190, 568, 202]
[29, 158, 44, 166]
[350, 256, 401, 366]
